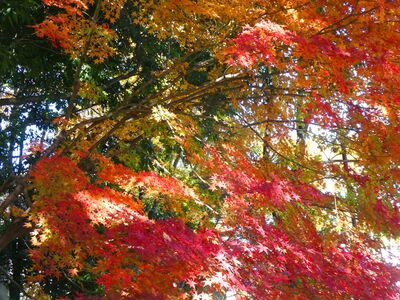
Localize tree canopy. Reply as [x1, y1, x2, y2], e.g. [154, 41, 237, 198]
[0, 0, 399, 298]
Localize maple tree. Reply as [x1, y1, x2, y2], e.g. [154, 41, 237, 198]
[0, 0, 400, 299]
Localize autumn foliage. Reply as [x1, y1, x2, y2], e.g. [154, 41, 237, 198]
[28, 154, 399, 298]
[1, 0, 400, 299]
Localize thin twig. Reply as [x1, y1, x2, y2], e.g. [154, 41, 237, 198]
[0, 265, 33, 299]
